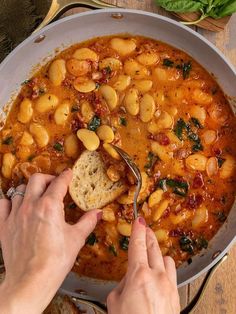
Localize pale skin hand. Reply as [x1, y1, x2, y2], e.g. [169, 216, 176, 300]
[107, 217, 180, 314]
[0, 169, 102, 314]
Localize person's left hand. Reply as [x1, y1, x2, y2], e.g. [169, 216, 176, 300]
[0, 169, 101, 314]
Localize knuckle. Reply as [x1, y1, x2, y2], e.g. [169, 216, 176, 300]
[29, 172, 43, 183]
[40, 195, 54, 209]
[132, 238, 146, 250]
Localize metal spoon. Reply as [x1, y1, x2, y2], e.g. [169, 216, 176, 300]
[112, 145, 142, 220]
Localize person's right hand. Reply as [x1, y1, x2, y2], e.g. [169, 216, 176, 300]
[107, 217, 180, 314]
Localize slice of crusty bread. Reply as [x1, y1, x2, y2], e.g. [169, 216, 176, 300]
[69, 150, 127, 211]
[43, 295, 80, 314]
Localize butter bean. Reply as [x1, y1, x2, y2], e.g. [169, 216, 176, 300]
[100, 85, 118, 111]
[124, 88, 139, 116]
[139, 94, 155, 122]
[17, 98, 33, 124]
[73, 48, 98, 61]
[29, 123, 49, 148]
[48, 59, 66, 86]
[2, 153, 16, 179]
[54, 101, 70, 125]
[64, 134, 80, 158]
[77, 129, 100, 151]
[35, 93, 59, 113]
[110, 38, 136, 56]
[97, 125, 114, 143]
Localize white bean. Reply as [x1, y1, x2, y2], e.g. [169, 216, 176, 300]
[137, 51, 159, 66]
[124, 59, 149, 79]
[185, 153, 207, 171]
[97, 125, 114, 143]
[124, 88, 139, 116]
[153, 200, 169, 222]
[220, 155, 235, 179]
[139, 94, 155, 122]
[64, 134, 80, 158]
[48, 59, 66, 86]
[133, 80, 153, 93]
[103, 143, 120, 160]
[190, 105, 206, 126]
[192, 205, 208, 229]
[202, 130, 217, 145]
[29, 123, 49, 148]
[117, 219, 132, 236]
[155, 229, 169, 243]
[73, 48, 98, 61]
[151, 141, 173, 162]
[2, 153, 16, 179]
[73, 78, 96, 93]
[192, 89, 212, 105]
[148, 189, 163, 208]
[99, 57, 122, 72]
[100, 85, 118, 111]
[80, 101, 94, 123]
[113, 75, 131, 91]
[77, 129, 100, 151]
[35, 93, 59, 113]
[20, 131, 34, 146]
[206, 157, 218, 177]
[17, 98, 33, 123]
[110, 38, 136, 56]
[66, 59, 90, 76]
[54, 101, 70, 125]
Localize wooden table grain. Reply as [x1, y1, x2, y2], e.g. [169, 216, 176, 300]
[64, 2, 236, 313]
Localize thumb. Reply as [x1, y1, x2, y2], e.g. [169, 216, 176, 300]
[71, 209, 102, 250]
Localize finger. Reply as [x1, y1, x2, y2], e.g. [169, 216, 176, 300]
[44, 169, 72, 203]
[128, 217, 148, 269]
[24, 173, 55, 201]
[0, 198, 11, 226]
[11, 184, 26, 212]
[70, 209, 102, 250]
[146, 227, 165, 272]
[112, 275, 126, 295]
[163, 256, 177, 286]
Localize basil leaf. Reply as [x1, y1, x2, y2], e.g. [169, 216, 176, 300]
[86, 233, 97, 246]
[217, 157, 226, 168]
[163, 59, 174, 67]
[179, 236, 194, 254]
[155, 0, 204, 12]
[191, 117, 203, 129]
[109, 244, 118, 256]
[182, 61, 192, 79]
[53, 142, 64, 152]
[192, 142, 203, 152]
[2, 136, 13, 145]
[120, 236, 129, 250]
[88, 115, 101, 131]
[174, 118, 187, 140]
[119, 117, 127, 126]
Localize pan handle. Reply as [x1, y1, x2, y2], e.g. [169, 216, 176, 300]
[33, 0, 119, 33]
[68, 254, 228, 313]
[180, 254, 228, 314]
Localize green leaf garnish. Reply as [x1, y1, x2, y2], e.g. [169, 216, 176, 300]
[88, 115, 101, 131]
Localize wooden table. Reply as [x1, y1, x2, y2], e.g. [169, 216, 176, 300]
[63, 2, 236, 313]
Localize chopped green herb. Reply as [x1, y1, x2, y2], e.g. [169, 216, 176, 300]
[215, 211, 227, 222]
[53, 142, 64, 152]
[179, 236, 194, 254]
[104, 66, 112, 74]
[174, 118, 187, 140]
[192, 142, 203, 152]
[86, 233, 97, 246]
[120, 236, 129, 250]
[144, 152, 159, 170]
[119, 117, 127, 126]
[217, 157, 226, 168]
[2, 136, 13, 145]
[27, 155, 35, 161]
[182, 61, 192, 79]
[159, 178, 188, 196]
[88, 115, 101, 131]
[191, 117, 203, 129]
[196, 236, 208, 250]
[109, 244, 117, 256]
[163, 59, 174, 67]
[95, 82, 101, 89]
[21, 79, 31, 85]
[71, 105, 79, 112]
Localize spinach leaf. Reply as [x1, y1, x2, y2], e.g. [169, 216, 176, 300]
[119, 117, 127, 126]
[155, 0, 204, 12]
[163, 58, 174, 67]
[195, 236, 208, 250]
[120, 236, 129, 250]
[21, 79, 31, 85]
[88, 115, 101, 131]
[174, 118, 187, 140]
[159, 178, 188, 196]
[53, 142, 64, 152]
[109, 244, 118, 256]
[179, 236, 194, 254]
[182, 61, 192, 79]
[217, 157, 226, 168]
[192, 142, 203, 152]
[212, 0, 236, 17]
[191, 117, 203, 129]
[86, 233, 97, 246]
[144, 152, 159, 170]
[2, 136, 13, 145]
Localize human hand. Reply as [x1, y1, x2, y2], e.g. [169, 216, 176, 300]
[0, 170, 101, 314]
[107, 217, 180, 314]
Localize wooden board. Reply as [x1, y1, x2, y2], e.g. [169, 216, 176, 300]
[172, 12, 231, 32]
[62, 2, 236, 313]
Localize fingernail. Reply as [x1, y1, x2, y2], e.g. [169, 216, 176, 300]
[97, 211, 103, 220]
[138, 216, 146, 226]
